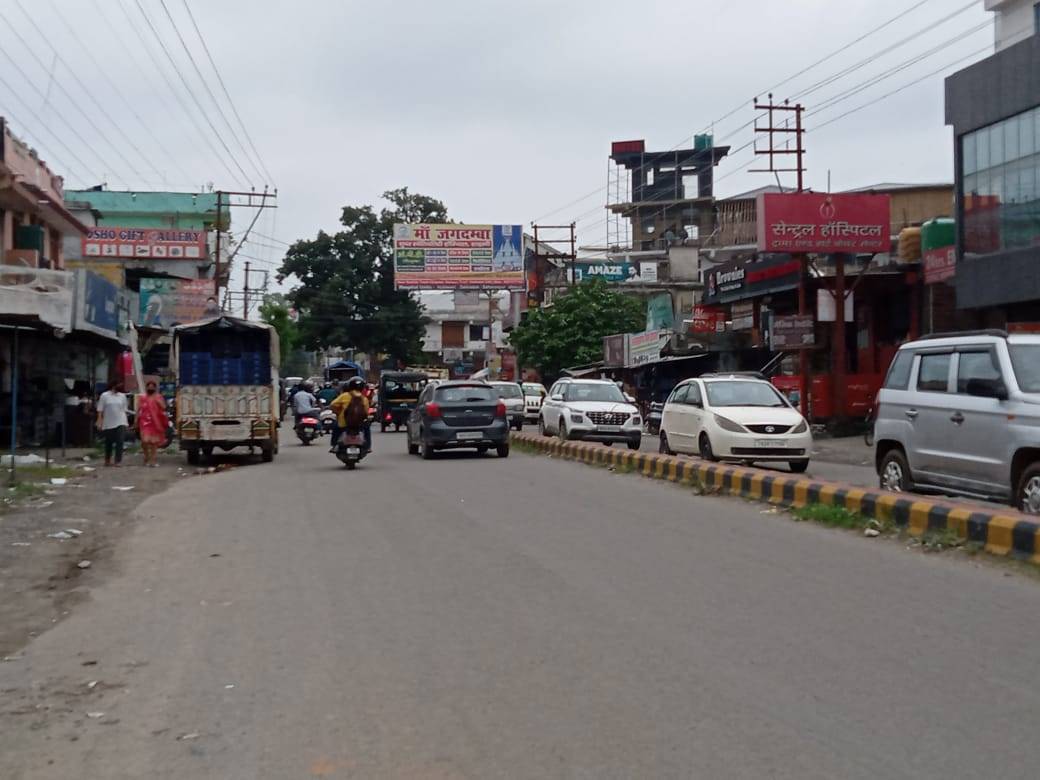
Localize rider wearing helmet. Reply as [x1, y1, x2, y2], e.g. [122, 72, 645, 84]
[291, 380, 317, 424]
[329, 376, 372, 453]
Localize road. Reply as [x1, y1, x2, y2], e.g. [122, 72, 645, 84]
[2, 428, 1039, 779]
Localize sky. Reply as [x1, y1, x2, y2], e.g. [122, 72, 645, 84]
[0, 0, 997, 295]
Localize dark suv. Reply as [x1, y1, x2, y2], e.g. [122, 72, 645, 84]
[406, 381, 510, 459]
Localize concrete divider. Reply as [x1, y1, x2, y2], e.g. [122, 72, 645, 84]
[513, 432, 1040, 563]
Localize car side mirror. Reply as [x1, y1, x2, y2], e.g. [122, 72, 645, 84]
[550, 394, 563, 402]
[965, 377, 1008, 400]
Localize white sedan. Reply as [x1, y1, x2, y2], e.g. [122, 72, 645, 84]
[659, 374, 813, 472]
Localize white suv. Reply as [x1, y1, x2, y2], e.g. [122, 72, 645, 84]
[539, 378, 642, 449]
[659, 373, 813, 472]
[874, 330, 1040, 514]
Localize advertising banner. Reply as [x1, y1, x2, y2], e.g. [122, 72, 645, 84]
[757, 192, 890, 254]
[771, 314, 816, 349]
[83, 226, 206, 259]
[703, 255, 802, 304]
[393, 223, 525, 290]
[646, 292, 674, 331]
[73, 270, 120, 339]
[66, 260, 125, 287]
[139, 278, 217, 328]
[626, 329, 669, 368]
[572, 260, 635, 283]
[603, 334, 629, 367]
[691, 305, 725, 334]
[923, 246, 956, 284]
[731, 302, 755, 331]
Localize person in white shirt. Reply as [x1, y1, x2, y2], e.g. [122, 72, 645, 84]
[96, 379, 129, 467]
[292, 382, 317, 423]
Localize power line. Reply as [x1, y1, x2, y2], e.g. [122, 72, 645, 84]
[252, 231, 292, 246]
[0, 110, 95, 187]
[156, 0, 267, 185]
[181, 0, 275, 185]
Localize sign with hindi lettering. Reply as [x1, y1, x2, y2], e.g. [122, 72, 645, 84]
[393, 223, 525, 290]
[757, 193, 890, 254]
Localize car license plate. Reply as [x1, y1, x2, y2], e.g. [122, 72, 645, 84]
[598, 425, 622, 433]
[457, 431, 483, 440]
[346, 446, 361, 455]
[756, 439, 783, 448]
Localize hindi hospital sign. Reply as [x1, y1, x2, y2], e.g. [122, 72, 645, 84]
[393, 223, 525, 290]
[757, 192, 890, 254]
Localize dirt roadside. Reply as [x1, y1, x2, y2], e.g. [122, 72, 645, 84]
[0, 450, 195, 659]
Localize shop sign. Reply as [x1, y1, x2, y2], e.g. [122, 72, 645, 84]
[66, 260, 124, 287]
[731, 301, 755, 331]
[83, 226, 206, 259]
[646, 292, 674, 331]
[626, 329, 670, 368]
[393, 223, 525, 290]
[704, 255, 802, 304]
[691, 305, 725, 334]
[572, 261, 635, 283]
[639, 262, 659, 283]
[923, 246, 956, 284]
[139, 278, 217, 328]
[73, 270, 121, 340]
[771, 314, 816, 349]
[603, 333, 629, 367]
[757, 192, 890, 253]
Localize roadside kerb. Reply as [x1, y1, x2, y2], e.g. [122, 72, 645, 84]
[513, 432, 1040, 563]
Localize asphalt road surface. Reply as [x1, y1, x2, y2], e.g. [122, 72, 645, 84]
[2, 428, 1039, 779]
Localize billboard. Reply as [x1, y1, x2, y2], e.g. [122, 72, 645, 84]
[83, 226, 206, 259]
[393, 223, 525, 290]
[73, 270, 121, 340]
[757, 192, 890, 254]
[923, 246, 956, 284]
[139, 278, 218, 328]
[771, 315, 816, 349]
[691, 305, 725, 334]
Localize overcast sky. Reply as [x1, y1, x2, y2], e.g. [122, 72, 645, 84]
[0, 0, 995, 292]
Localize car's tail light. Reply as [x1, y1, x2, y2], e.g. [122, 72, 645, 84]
[384, 412, 392, 421]
[495, 401, 506, 418]
[425, 402, 442, 419]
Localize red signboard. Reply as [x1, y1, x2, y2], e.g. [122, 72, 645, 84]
[757, 192, 890, 254]
[691, 305, 725, 334]
[83, 226, 206, 260]
[923, 246, 956, 285]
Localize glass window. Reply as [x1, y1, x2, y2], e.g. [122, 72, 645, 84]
[1021, 110, 1036, 158]
[1010, 345, 1040, 392]
[436, 385, 496, 403]
[963, 133, 977, 176]
[917, 353, 952, 393]
[884, 350, 914, 390]
[491, 383, 523, 398]
[564, 383, 625, 403]
[990, 123, 1005, 167]
[956, 351, 1003, 393]
[1005, 117, 1020, 163]
[687, 383, 703, 406]
[976, 126, 990, 171]
[704, 381, 787, 408]
[668, 384, 689, 405]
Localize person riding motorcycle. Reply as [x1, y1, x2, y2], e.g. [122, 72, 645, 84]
[292, 381, 317, 425]
[330, 377, 371, 453]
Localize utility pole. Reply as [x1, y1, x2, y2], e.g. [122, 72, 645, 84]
[211, 188, 277, 307]
[243, 260, 250, 319]
[530, 222, 577, 295]
[214, 190, 222, 299]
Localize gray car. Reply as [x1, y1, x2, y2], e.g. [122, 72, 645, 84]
[406, 380, 510, 459]
[873, 330, 1040, 514]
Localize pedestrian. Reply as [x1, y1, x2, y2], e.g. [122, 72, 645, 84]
[96, 379, 129, 467]
[135, 380, 169, 468]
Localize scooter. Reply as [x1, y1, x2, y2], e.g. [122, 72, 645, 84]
[334, 427, 369, 470]
[319, 407, 337, 437]
[295, 415, 320, 445]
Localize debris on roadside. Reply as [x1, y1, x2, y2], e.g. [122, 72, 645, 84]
[50, 478, 67, 486]
[65, 528, 84, 537]
[10, 541, 30, 547]
[864, 528, 881, 537]
[47, 531, 73, 541]
[86, 711, 105, 719]
[77, 560, 92, 569]
[112, 486, 135, 492]
[0, 453, 46, 466]
[177, 732, 200, 741]
[86, 680, 99, 689]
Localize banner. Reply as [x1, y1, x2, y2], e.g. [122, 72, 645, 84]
[646, 292, 674, 331]
[73, 270, 120, 340]
[703, 255, 802, 304]
[393, 223, 525, 290]
[139, 278, 218, 328]
[83, 226, 206, 259]
[771, 314, 816, 349]
[572, 260, 635, 283]
[923, 246, 956, 284]
[691, 305, 725, 334]
[626, 329, 670, 368]
[757, 192, 890, 254]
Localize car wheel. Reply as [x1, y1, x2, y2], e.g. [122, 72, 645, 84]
[538, 417, 550, 437]
[380, 422, 387, 433]
[497, 443, 510, 458]
[407, 437, 419, 455]
[627, 438, 641, 451]
[789, 459, 810, 473]
[879, 449, 912, 493]
[1016, 463, 1040, 515]
[419, 433, 435, 460]
[699, 433, 718, 462]
[558, 419, 570, 442]
[659, 432, 673, 455]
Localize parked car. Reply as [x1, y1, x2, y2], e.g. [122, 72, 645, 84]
[659, 373, 812, 472]
[489, 381, 525, 430]
[406, 380, 510, 459]
[873, 330, 1040, 514]
[538, 378, 642, 449]
[522, 382, 547, 423]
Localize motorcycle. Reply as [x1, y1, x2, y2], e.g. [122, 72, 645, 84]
[645, 402, 663, 436]
[319, 407, 337, 437]
[335, 428, 369, 470]
[295, 415, 320, 445]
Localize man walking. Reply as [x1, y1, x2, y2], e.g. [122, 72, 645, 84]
[96, 379, 129, 467]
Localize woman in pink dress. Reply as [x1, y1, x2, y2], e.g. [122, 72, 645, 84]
[136, 380, 169, 467]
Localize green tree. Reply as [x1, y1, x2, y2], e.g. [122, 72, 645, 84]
[509, 280, 645, 379]
[258, 293, 299, 369]
[278, 188, 439, 363]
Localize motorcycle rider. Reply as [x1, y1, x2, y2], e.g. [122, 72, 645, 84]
[292, 381, 318, 426]
[330, 377, 371, 453]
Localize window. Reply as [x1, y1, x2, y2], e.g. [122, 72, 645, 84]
[668, 385, 689, 405]
[436, 385, 496, 403]
[492, 383, 522, 398]
[469, 324, 487, 342]
[884, 351, 914, 390]
[686, 383, 703, 406]
[956, 350, 1003, 393]
[1010, 344, 1040, 392]
[704, 381, 787, 408]
[564, 383, 625, 403]
[917, 353, 952, 393]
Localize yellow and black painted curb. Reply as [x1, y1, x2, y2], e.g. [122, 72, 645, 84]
[512, 432, 1040, 563]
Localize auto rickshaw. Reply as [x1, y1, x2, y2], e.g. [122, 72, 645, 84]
[377, 371, 428, 432]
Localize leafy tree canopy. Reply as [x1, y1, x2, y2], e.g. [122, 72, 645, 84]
[509, 280, 645, 380]
[258, 293, 299, 369]
[278, 188, 442, 363]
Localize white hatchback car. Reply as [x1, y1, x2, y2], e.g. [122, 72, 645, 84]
[539, 378, 642, 449]
[659, 374, 813, 472]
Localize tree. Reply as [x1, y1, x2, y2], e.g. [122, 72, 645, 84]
[509, 280, 645, 379]
[278, 188, 440, 363]
[258, 293, 299, 369]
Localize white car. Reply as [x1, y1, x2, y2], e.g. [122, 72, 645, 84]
[659, 374, 813, 472]
[488, 381, 526, 431]
[539, 378, 642, 449]
[521, 382, 547, 422]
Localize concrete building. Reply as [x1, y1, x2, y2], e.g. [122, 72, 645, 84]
[945, 0, 1040, 324]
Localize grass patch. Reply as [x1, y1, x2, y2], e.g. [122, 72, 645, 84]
[7, 465, 75, 482]
[791, 503, 871, 530]
[919, 527, 964, 552]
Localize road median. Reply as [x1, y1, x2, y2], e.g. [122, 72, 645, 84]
[512, 432, 1040, 563]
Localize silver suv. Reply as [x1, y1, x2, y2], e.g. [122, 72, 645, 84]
[874, 330, 1040, 514]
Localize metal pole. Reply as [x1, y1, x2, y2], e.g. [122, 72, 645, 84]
[834, 254, 847, 424]
[243, 261, 250, 319]
[798, 255, 810, 419]
[9, 327, 18, 485]
[214, 190, 223, 299]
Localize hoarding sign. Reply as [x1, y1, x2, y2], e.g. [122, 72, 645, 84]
[639, 262, 659, 283]
[646, 292, 674, 331]
[691, 305, 725, 334]
[731, 301, 755, 331]
[83, 226, 206, 259]
[626, 329, 669, 367]
[572, 261, 635, 283]
[757, 192, 890, 253]
[703, 255, 802, 304]
[139, 278, 216, 328]
[771, 314, 816, 349]
[66, 260, 124, 287]
[923, 246, 956, 284]
[73, 270, 120, 339]
[393, 223, 525, 290]
[603, 333, 628, 367]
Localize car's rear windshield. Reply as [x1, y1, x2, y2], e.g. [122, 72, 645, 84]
[384, 380, 425, 393]
[706, 381, 787, 408]
[436, 385, 496, 403]
[564, 384, 625, 403]
[1010, 345, 1040, 393]
[522, 384, 544, 395]
[492, 384, 523, 398]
